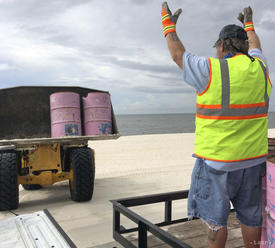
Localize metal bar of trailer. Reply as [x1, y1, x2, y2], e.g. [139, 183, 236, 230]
[116, 190, 189, 207]
[119, 217, 197, 235]
[114, 208, 120, 233]
[0, 134, 120, 147]
[165, 200, 172, 224]
[138, 222, 148, 248]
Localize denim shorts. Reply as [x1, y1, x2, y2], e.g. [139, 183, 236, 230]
[187, 158, 266, 227]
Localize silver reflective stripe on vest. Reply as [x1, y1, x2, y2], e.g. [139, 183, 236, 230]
[220, 59, 230, 111]
[259, 60, 270, 112]
[197, 58, 269, 117]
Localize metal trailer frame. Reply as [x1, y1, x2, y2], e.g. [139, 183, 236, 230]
[111, 191, 236, 248]
[111, 190, 194, 248]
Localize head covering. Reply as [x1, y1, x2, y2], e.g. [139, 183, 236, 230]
[214, 24, 248, 47]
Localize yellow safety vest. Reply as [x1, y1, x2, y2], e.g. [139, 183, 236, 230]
[194, 54, 272, 162]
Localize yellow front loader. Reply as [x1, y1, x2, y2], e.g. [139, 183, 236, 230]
[0, 86, 119, 210]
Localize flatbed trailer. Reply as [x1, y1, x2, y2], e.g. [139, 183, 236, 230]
[0, 86, 119, 211]
[111, 190, 244, 248]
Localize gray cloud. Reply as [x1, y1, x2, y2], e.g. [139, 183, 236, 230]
[133, 85, 193, 94]
[146, 74, 183, 83]
[259, 21, 275, 31]
[0, 0, 92, 21]
[0, 0, 273, 114]
[98, 56, 179, 74]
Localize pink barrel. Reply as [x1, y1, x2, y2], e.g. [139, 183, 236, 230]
[261, 175, 267, 248]
[261, 161, 275, 247]
[266, 161, 275, 247]
[266, 214, 275, 247]
[266, 162, 275, 208]
[50, 92, 82, 137]
[82, 93, 112, 135]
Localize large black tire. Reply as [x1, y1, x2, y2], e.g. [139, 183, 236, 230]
[22, 184, 42, 190]
[0, 152, 19, 211]
[69, 147, 95, 202]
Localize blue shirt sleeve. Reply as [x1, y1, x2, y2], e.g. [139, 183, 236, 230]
[249, 48, 269, 72]
[182, 52, 210, 94]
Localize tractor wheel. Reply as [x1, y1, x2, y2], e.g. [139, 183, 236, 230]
[22, 184, 42, 190]
[0, 152, 19, 211]
[69, 147, 95, 202]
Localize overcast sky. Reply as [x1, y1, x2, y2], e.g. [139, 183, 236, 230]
[0, 0, 274, 114]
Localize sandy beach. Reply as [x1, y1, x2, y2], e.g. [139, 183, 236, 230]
[1, 130, 275, 247]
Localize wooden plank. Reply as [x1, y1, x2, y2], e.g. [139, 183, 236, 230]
[124, 213, 244, 248]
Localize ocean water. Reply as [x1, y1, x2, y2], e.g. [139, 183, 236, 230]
[116, 113, 275, 136]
